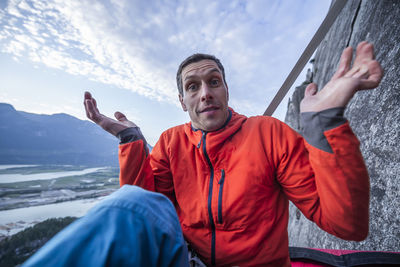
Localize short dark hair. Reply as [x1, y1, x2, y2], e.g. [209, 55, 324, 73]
[176, 53, 227, 96]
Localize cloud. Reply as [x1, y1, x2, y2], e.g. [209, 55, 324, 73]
[0, 0, 330, 116]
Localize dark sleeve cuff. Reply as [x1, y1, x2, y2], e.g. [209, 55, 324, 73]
[300, 107, 347, 153]
[116, 127, 148, 155]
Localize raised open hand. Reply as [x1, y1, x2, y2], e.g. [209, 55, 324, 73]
[300, 41, 383, 113]
[84, 91, 137, 136]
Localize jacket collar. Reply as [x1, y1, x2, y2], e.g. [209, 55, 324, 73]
[184, 107, 247, 150]
[190, 109, 233, 132]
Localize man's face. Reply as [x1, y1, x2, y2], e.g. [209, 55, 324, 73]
[179, 59, 229, 132]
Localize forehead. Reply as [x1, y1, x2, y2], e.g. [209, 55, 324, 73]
[181, 59, 222, 81]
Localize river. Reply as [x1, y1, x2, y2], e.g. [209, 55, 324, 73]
[0, 197, 104, 236]
[0, 164, 38, 170]
[0, 167, 108, 183]
[0, 165, 113, 237]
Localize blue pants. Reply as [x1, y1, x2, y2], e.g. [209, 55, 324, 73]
[23, 185, 189, 267]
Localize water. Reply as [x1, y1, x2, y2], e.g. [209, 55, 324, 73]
[0, 165, 115, 237]
[0, 197, 104, 236]
[0, 164, 38, 170]
[0, 167, 108, 183]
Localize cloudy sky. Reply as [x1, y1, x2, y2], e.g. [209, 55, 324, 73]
[0, 0, 330, 145]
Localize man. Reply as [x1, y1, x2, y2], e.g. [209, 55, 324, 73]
[85, 41, 382, 266]
[24, 41, 383, 267]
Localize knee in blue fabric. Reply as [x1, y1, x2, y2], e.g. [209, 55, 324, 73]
[23, 185, 189, 267]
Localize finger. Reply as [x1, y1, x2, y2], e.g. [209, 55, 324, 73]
[344, 66, 363, 78]
[352, 65, 369, 79]
[84, 91, 92, 100]
[344, 66, 362, 78]
[85, 99, 101, 123]
[85, 99, 95, 118]
[358, 79, 380, 90]
[332, 47, 353, 80]
[358, 60, 383, 90]
[84, 100, 91, 118]
[114, 111, 128, 122]
[84, 91, 93, 117]
[304, 83, 318, 97]
[353, 41, 374, 67]
[84, 91, 91, 110]
[92, 97, 100, 113]
[84, 93, 100, 116]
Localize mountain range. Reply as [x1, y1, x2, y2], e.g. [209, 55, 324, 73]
[0, 103, 131, 166]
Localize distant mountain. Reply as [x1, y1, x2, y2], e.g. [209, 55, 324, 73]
[0, 103, 122, 166]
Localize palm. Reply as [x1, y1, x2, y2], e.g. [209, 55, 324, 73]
[300, 41, 383, 113]
[84, 92, 137, 136]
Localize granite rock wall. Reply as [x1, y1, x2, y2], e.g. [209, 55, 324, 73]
[285, 0, 400, 251]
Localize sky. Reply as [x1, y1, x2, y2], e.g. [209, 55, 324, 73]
[0, 0, 331, 146]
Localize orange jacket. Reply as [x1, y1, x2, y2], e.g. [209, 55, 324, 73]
[119, 109, 369, 266]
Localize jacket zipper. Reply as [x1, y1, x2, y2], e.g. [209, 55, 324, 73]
[218, 169, 225, 224]
[199, 131, 216, 266]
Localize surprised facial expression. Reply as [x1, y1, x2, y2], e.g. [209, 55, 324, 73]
[179, 60, 229, 132]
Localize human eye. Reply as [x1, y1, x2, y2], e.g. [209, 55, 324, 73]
[187, 83, 197, 91]
[210, 78, 220, 87]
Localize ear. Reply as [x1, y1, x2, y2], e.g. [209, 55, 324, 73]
[179, 94, 187, 111]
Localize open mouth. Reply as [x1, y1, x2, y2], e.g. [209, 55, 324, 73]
[199, 106, 219, 113]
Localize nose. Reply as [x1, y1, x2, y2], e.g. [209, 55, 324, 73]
[200, 81, 213, 102]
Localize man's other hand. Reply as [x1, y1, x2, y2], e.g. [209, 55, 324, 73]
[84, 91, 137, 136]
[300, 41, 383, 113]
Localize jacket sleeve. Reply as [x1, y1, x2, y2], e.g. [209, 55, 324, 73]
[118, 131, 176, 204]
[149, 133, 177, 205]
[275, 113, 370, 241]
[119, 140, 155, 191]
